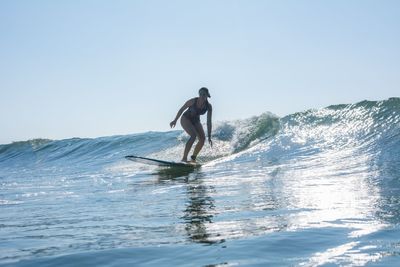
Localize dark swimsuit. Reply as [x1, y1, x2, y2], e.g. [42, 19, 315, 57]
[183, 97, 209, 124]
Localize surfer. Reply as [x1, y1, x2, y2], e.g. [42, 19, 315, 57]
[170, 87, 213, 163]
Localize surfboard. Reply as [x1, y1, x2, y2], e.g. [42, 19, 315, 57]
[125, 155, 201, 168]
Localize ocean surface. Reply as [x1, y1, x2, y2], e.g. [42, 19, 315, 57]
[1, 98, 400, 266]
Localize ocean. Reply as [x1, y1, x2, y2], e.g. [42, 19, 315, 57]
[1, 98, 399, 266]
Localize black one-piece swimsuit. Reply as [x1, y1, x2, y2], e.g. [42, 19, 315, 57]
[183, 97, 208, 124]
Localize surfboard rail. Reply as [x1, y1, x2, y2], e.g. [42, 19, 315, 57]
[125, 155, 201, 168]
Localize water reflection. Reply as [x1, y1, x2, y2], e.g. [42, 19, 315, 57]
[154, 167, 218, 244]
[182, 175, 217, 244]
[154, 167, 197, 181]
[151, 143, 395, 264]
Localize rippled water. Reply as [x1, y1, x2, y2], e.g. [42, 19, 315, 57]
[1, 99, 400, 266]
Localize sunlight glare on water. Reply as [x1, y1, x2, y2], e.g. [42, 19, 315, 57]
[1, 99, 400, 266]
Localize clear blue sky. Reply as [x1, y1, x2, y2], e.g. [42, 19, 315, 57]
[1, 0, 399, 144]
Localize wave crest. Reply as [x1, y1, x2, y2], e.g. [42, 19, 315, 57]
[1, 98, 399, 168]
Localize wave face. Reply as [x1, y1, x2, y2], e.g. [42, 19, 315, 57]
[234, 98, 400, 165]
[0, 112, 281, 170]
[1, 99, 398, 168]
[1, 98, 400, 266]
